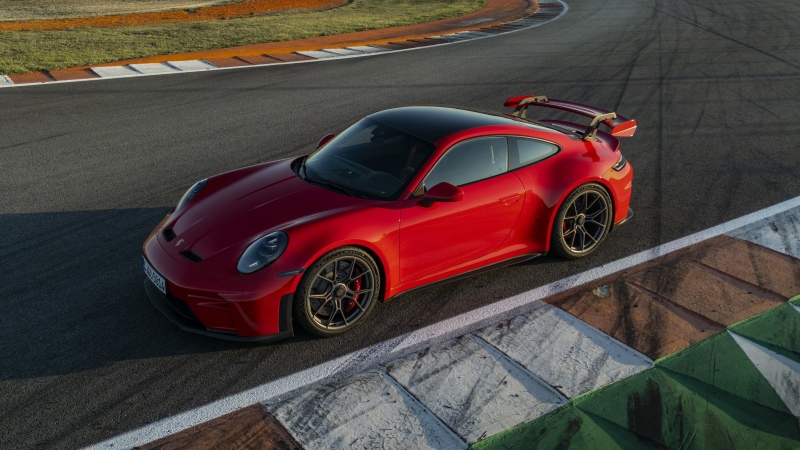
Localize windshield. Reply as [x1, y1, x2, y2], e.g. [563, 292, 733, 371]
[301, 118, 435, 200]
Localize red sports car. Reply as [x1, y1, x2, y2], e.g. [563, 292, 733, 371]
[142, 95, 636, 341]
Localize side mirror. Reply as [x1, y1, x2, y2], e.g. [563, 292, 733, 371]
[424, 182, 464, 203]
[317, 133, 335, 149]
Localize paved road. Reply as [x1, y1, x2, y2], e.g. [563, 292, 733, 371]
[1, 0, 799, 447]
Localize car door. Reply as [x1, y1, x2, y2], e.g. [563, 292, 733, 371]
[399, 136, 525, 283]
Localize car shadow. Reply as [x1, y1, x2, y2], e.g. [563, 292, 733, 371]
[0, 207, 625, 382]
[0, 207, 327, 381]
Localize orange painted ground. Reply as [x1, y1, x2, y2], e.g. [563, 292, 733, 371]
[0, 0, 346, 32]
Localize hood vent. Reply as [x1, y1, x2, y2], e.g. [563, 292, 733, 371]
[180, 250, 203, 262]
[163, 228, 177, 242]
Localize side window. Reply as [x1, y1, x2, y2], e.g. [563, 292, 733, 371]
[424, 137, 508, 188]
[509, 137, 559, 170]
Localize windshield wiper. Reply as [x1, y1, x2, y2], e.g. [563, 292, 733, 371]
[300, 158, 360, 197]
[306, 178, 357, 197]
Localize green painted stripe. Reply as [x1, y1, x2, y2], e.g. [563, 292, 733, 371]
[657, 332, 792, 414]
[573, 367, 800, 449]
[470, 403, 664, 450]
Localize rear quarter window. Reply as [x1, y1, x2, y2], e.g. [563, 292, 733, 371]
[509, 137, 559, 170]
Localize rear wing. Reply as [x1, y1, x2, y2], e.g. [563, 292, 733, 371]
[504, 95, 637, 141]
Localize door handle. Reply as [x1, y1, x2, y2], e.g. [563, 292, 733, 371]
[499, 194, 521, 205]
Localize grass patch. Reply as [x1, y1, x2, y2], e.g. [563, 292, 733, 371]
[0, 0, 484, 74]
[0, 0, 236, 21]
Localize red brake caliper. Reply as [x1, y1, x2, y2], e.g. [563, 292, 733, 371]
[344, 267, 361, 314]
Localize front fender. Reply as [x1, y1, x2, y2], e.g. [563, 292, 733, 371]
[282, 203, 401, 296]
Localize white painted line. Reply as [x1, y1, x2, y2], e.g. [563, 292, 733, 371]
[320, 48, 365, 56]
[294, 50, 340, 59]
[793, 304, 800, 315]
[165, 60, 217, 71]
[88, 194, 800, 450]
[90, 66, 141, 78]
[344, 46, 388, 53]
[388, 334, 566, 443]
[733, 210, 800, 258]
[128, 63, 181, 75]
[730, 331, 800, 417]
[475, 305, 652, 398]
[268, 370, 467, 450]
[0, 75, 13, 86]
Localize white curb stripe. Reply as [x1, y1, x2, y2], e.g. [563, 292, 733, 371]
[475, 304, 653, 398]
[128, 63, 182, 75]
[344, 46, 388, 53]
[268, 370, 467, 450]
[453, 31, 494, 38]
[90, 66, 141, 78]
[793, 304, 800, 315]
[319, 48, 365, 56]
[88, 195, 800, 450]
[0, 75, 13, 86]
[438, 33, 478, 41]
[730, 331, 800, 417]
[294, 50, 339, 59]
[387, 332, 567, 443]
[165, 60, 217, 71]
[734, 210, 800, 258]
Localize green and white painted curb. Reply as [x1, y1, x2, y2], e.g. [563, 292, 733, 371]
[476, 297, 800, 449]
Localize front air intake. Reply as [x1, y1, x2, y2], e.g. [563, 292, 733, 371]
[163, 228, 177, 242]
[180, 250, 203, 262]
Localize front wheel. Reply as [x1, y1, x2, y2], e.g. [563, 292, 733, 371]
[550, 183, 613, 260]
[293, 247, 380, 337]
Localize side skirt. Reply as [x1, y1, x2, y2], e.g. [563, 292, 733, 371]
[388, 252, 545, 301]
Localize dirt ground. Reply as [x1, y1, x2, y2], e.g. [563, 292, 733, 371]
[0, 0, 345, 29]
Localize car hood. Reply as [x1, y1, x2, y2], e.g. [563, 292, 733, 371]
[162, 158, 373, 271]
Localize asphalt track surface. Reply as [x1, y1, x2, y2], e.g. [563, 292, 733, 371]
[1, 0, 799, 447]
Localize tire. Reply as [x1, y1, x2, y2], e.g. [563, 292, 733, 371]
[293, 247, 381, 337]
[550, 183, 613, 260]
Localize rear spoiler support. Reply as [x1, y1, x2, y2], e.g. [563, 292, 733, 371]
[504, 95, 637, 141]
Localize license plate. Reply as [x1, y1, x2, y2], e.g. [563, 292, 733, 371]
[143, 257, 167, 295]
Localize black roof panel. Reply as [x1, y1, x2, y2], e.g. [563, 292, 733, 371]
[367, 106, 530, 143]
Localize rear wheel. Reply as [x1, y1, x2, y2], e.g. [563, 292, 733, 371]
[550, 183, 613, 260]
[293, 247, 380, 337]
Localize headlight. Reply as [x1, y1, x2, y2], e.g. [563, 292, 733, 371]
[237, 231, 289, 274]
[176, 179, 207, 210]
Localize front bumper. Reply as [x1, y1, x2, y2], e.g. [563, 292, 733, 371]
[615, 207, 634, 228]
[144, 278, 294, 342]
[142, 230, 300, 341]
